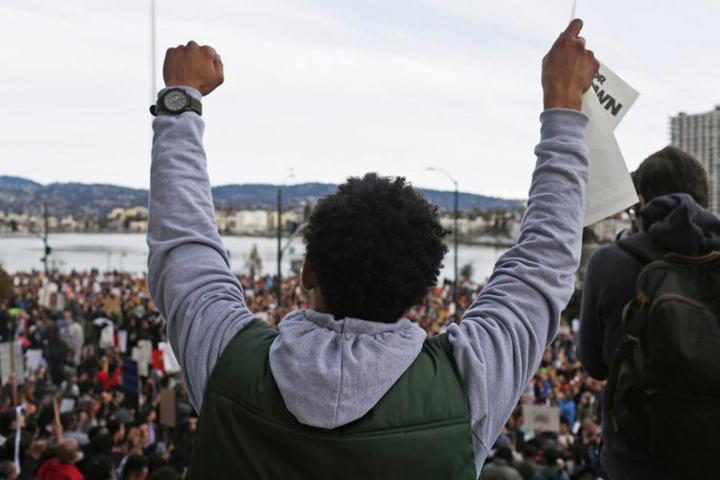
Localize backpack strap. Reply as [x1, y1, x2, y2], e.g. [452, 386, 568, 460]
[616, 232, 669, 263]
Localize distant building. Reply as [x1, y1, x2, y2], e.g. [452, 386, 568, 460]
[671, 106, 720, 215]
[439, 217, 487, 235]
[235, 210, 270, 235]
[590, 213, 632, 243]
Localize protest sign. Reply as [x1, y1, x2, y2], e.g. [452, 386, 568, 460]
[60, 398, 76, 414]
[131, 348, 149, 377]
[591, 64, 640, 131]
[0, 342, 24, 385]
[582, 63, 639, 226]
[99, 326, 115, 349]
[159, 342, 180, 374]
[160, 389, 177, 428]
[121, 359, 140, 410]
[152, 350, 165, 372]
[118, 330, 128, 353]
[523, 404, 561, 433]
[25, 350, 43, 372]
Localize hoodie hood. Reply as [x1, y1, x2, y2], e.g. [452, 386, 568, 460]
[641, 193, 720, 256]
[268, 309, 427, 429]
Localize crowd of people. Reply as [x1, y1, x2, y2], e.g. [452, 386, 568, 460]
[0, 267, 603, 480]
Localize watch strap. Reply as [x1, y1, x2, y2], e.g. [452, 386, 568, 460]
[149, 89, 203, 117]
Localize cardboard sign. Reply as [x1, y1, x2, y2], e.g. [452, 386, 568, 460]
[582, 63, 639, 226]
[0, 342, 24, 385]
[523, 404, 561, 433]
[159, 389, 177, 428]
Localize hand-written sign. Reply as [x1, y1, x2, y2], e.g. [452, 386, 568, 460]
[523, 404, 561, 433]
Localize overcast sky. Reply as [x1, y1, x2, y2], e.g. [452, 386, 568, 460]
[1, 0, 718, 199]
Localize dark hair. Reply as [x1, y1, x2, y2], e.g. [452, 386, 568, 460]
[522, 443, 539, 459]
[148, 466, 181, 480]
[635, 146, 709, 208]
[493, 446, 514, 463]
[86, 455, 115, 480]
[543, 445, 563, 465]
[90, 434, 114, 456]
[303, 173, 449, 322]
[0, 460, 14, 479]
[123, 454, 149, 480]
[60, 412, 77, 430]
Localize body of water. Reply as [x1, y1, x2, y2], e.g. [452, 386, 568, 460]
[0, 233, 507, 284]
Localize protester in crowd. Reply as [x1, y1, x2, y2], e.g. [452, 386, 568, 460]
[121, 454, 149, 480]
[579, 146, 720, 479]
[533, 447, 570, 480]
[0, 460, 17, 480]
[146, 18, 597, 479]
[515, 444, 540, 480]
[0, 260, 607, 479]
[480, 446, 523, 480]
[37, 438, 84, 480]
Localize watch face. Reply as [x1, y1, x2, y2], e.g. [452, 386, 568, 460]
[163, 90, 189, 112]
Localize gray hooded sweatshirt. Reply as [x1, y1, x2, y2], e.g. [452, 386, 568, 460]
[147, 87, 589, 476]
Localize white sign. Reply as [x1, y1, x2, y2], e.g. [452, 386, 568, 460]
[582, 63, 639, 226]
[118, 330, 128, 354]
[159, 342, 180, 374]
[99, 326, 115, 349]
[137, 340, 154, 377]
[523, 404, 561, 433]
[591, 64, 640, 130]
[26, 350, 43, 372]
[0, 343, 24, 385]
[132, 347, 149, 377]
[60, 398, 76, 414]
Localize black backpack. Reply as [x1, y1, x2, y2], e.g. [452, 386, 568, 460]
[604, 232, 720, 479]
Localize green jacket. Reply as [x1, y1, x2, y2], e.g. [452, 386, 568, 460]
[187, 319, 476, 479]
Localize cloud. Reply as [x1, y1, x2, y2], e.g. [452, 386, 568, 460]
[0, 0, 717, 200]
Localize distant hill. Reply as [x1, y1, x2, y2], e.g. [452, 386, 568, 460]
[0, 176, 523, 218]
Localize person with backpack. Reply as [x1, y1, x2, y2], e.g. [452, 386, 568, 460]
[147, 19, 599, 479]
[579, 146, 720, 479]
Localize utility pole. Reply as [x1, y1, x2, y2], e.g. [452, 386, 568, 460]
[276, 170, 294, 302]
[40, 202, 51, 274]
[453, 184, 459, 323]
[427, 167, 460, 323]
[277, 187, 282, 301]
[150, 0, 157, 101]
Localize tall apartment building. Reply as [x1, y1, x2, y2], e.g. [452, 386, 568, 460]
[670, 106, 720, 216]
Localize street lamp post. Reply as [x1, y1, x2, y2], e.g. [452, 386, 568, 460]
[277, 170, 294, 302]
[277, 187, 282, 300]
[428, 167, 459, 323]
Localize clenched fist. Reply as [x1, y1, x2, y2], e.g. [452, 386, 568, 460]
[542, 19, 600, 111]
[163, 41, 224, 96]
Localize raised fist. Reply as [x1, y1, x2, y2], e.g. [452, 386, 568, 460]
[163, 41, 224, 96]
[542, 19, 600, 111]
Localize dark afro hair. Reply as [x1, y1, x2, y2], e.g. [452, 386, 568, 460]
[303, 173, 449, 323]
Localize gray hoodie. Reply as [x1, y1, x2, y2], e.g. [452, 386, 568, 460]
[147, 86, 589, 476]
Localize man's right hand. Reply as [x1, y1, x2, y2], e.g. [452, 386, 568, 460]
[542, 19, 599, 111]
[163, 41, 224, 96]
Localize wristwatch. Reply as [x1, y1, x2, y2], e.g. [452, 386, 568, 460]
[149, 88, 203, 116]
